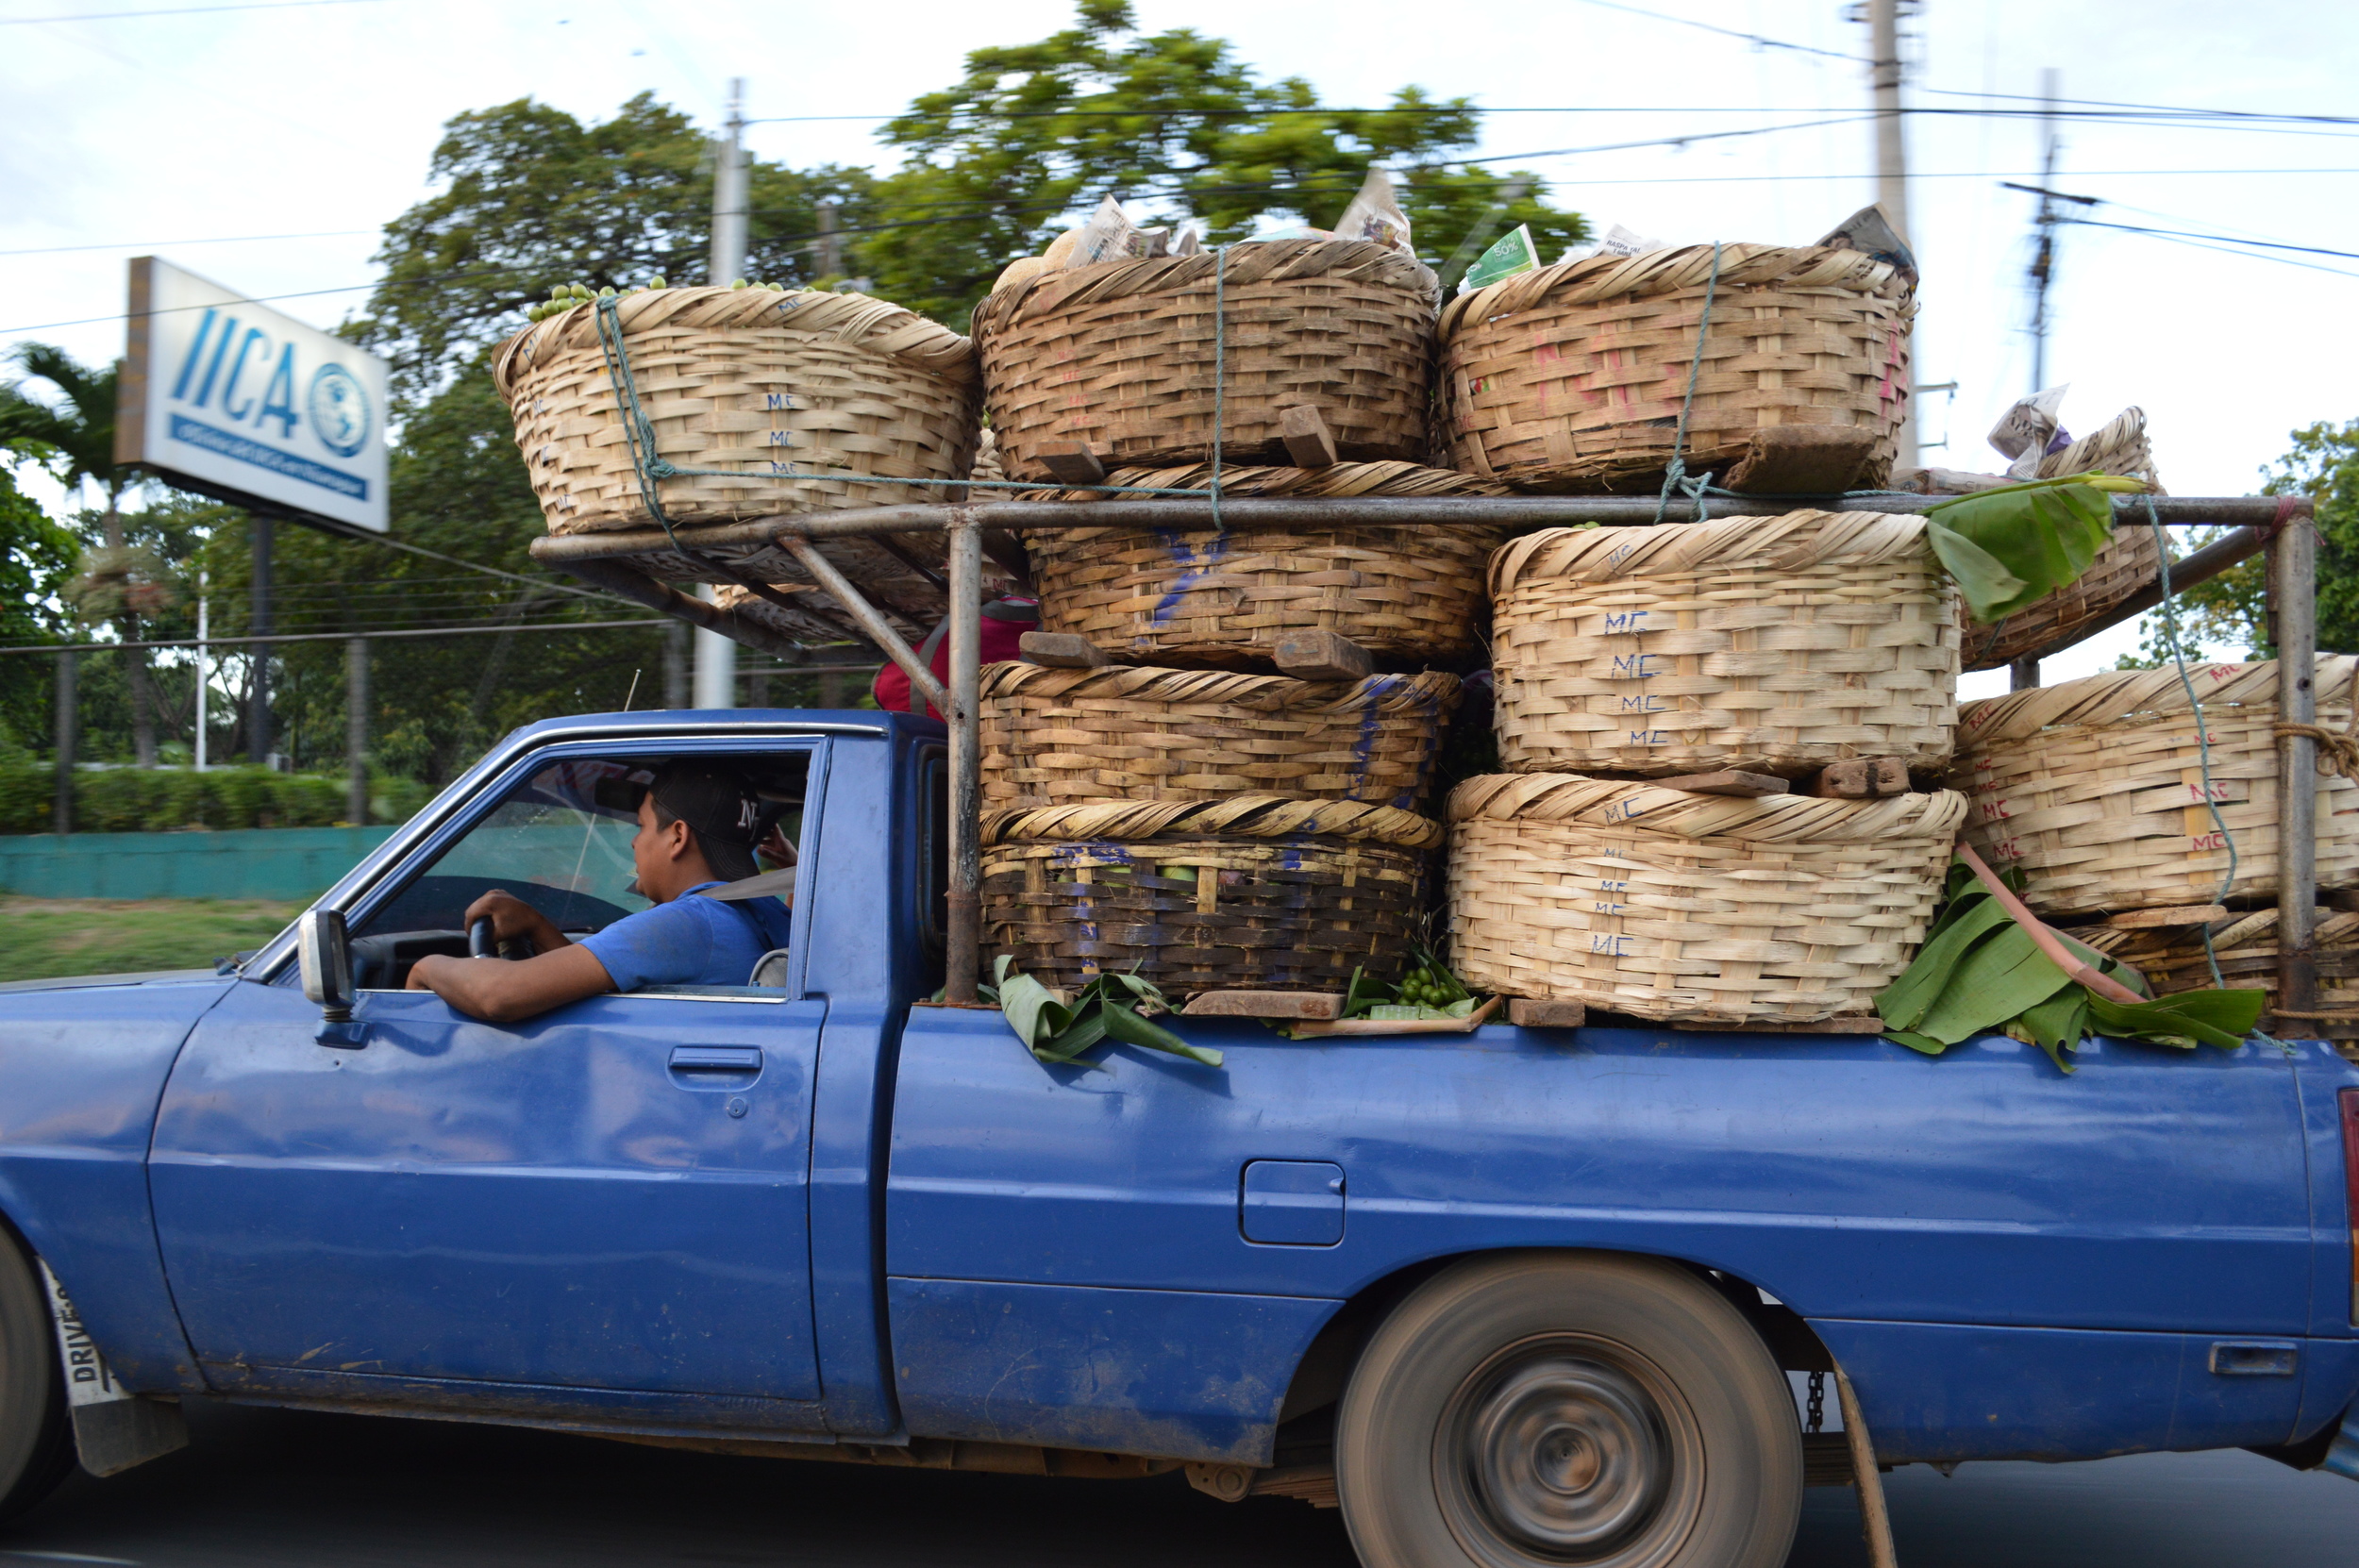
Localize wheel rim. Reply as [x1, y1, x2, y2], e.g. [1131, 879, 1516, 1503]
[1435, 1334, 1701, 1568]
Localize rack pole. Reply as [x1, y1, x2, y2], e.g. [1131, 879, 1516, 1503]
[945, 518, 983, 1005]
[2273, 516, 2319, 1018]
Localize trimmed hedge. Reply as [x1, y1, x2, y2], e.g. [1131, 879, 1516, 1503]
[0, 761, 428, 834]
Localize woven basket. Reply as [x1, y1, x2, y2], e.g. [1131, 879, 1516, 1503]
[1950, 658, 2359, 917]
[981, 794, 1441, 996]
[2038, 406, 2163, 489]
[1447, 773, 1966, 1024]
[1961, 518, 2161, 671]
[1023, 461, 1507, 669]
[973, 240, 1438, 480]
[2076, 908, 2359, 1042]
[1437, 244, 1915, 493]
[493, 287, 979, 536]
[1490, 510, 1959, 779]
[981, 661, 1460, 811]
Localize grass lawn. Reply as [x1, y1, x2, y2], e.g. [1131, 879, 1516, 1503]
[0, 897, 301, 983]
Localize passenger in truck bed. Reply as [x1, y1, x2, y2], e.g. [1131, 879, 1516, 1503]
[406, 760, 795, 1023]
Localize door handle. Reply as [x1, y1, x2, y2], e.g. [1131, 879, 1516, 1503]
[667, 1045, 762, 1080]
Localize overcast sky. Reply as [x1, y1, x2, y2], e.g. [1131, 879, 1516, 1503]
[4, 0, 2353, 696]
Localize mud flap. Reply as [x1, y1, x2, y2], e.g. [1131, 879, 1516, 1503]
[38, 1260, 190, 1477]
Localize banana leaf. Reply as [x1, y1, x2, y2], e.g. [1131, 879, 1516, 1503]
[1924, 474, 2148, 623]
[989, 956, 1224, 1070]
[1875, 854, 2256, 1072]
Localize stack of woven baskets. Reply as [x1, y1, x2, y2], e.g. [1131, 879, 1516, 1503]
[971, 240, 1495, 999]
[1446, 509, 1968, 1026]
[1950, 658, 2359, 1037]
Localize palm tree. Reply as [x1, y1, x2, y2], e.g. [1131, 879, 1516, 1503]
[0, 342, 164, 765]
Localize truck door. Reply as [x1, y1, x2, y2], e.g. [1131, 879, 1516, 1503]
[148, 742, 829, 1421]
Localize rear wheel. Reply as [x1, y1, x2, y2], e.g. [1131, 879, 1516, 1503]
[0, 1234, 75, 1526]
[1336, 1252, 1799, 1568]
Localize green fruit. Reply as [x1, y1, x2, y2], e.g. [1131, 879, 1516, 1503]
[650, 275, 668, 289]
[548, 286, 566, 302]
[730, 277, 748, 289]
[571, 283, 592, 299]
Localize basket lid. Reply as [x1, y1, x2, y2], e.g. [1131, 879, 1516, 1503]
[1958, 655, 2359, 749]
[980, 660, 1461, 716]
[493, 285, 977, 400]
[1438, 242, 1910, 343]
[1447, 772, 1967, 844]
[1019, 459, 1505, 503]
[974, 238, 1438, 339]
[982, 792, 1443, 851]
[1489, 509, 1931, 598]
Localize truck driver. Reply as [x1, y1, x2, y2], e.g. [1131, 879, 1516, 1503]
[406, 760, 795, 1023]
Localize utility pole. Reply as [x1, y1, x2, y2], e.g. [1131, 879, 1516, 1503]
[2003, 72, 2099, 396]
[694, 77, 749, 710]
[1865, 0, 1917, 471]
[193, 571, 209, 772]
[249, 513, 274, 765]
[346, 637, 370, 826]
[816, 200, 842, 281]
[52, 652, 75, 836]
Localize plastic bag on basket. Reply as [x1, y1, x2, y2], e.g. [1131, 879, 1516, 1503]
[1988, 385, 2073, 480]
[1594, 223, 1669, 259]
[1331, 167, 1413, 252]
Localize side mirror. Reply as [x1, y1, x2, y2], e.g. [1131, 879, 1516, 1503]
[296, 910, 363, 1047]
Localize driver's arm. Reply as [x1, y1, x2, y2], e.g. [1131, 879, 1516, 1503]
[408, 943, 614, 1024]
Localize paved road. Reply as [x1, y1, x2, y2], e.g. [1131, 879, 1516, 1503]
[2, 1400, 2354, 1568]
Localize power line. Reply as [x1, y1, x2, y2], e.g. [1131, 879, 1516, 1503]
[2056, 218, 2359, 264]
[1561, 0, 1865, 63]
[0, 227, 375, 258]
[5, 0, 386, 22]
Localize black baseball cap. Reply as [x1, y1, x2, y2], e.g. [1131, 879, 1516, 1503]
[597, 760, 765, 882]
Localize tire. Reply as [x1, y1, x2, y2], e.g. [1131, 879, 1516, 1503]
[1335, 1252, 1800, 1568]
[0, 1233, 75, 1526]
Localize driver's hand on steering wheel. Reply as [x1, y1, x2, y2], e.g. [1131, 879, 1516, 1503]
[462, 890, 567, 956]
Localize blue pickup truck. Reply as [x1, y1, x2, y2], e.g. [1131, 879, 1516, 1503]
[3, 707, 2355, 1568]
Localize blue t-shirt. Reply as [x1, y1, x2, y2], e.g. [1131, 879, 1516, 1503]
[577, 882, 794, 992]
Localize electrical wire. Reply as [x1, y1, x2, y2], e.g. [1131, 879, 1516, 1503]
[2055, 218, 2359, 264]
[1560, 0, 1866, 63]
[4, 0, 387, 24]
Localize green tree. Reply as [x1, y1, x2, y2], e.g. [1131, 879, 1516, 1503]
[0, 343, 170, 765]
[862, 0, 1587, 325]
[0, 468, 78, 752]
[2122, 419, 2358, 666]
[356, 92, 877, 398]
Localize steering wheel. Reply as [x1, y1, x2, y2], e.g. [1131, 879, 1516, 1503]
[467, 917, 531, 960]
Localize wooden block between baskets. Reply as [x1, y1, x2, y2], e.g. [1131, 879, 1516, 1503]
[1019, 631, 1111, 669]
[1806, 758, 1911, 799]
[1279, 405, 1340, 469]
[1654, 769, 1789, 798]
[2100, 904, 2231, 930]
[1180, 990, 1345, 1021]
[1508, 998, 1588, 1029]
[1037, 441, 1107, 486]
[1272, 628, 1372, 683]
[1719, 424, 1879, 496]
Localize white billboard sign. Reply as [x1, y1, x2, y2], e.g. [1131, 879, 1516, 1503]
[115, 257, 389, 533]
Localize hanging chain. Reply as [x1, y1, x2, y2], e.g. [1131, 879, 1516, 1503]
[1806, 1372, 1826, 1434]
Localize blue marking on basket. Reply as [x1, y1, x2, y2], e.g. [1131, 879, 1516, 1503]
[1347, 676, 1402, 801]
[1151, 526, 1233, 625]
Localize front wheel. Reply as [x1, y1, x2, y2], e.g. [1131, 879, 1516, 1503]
[1335, 1252, 1800, 1568]
[0, 1232, 74, 1526]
